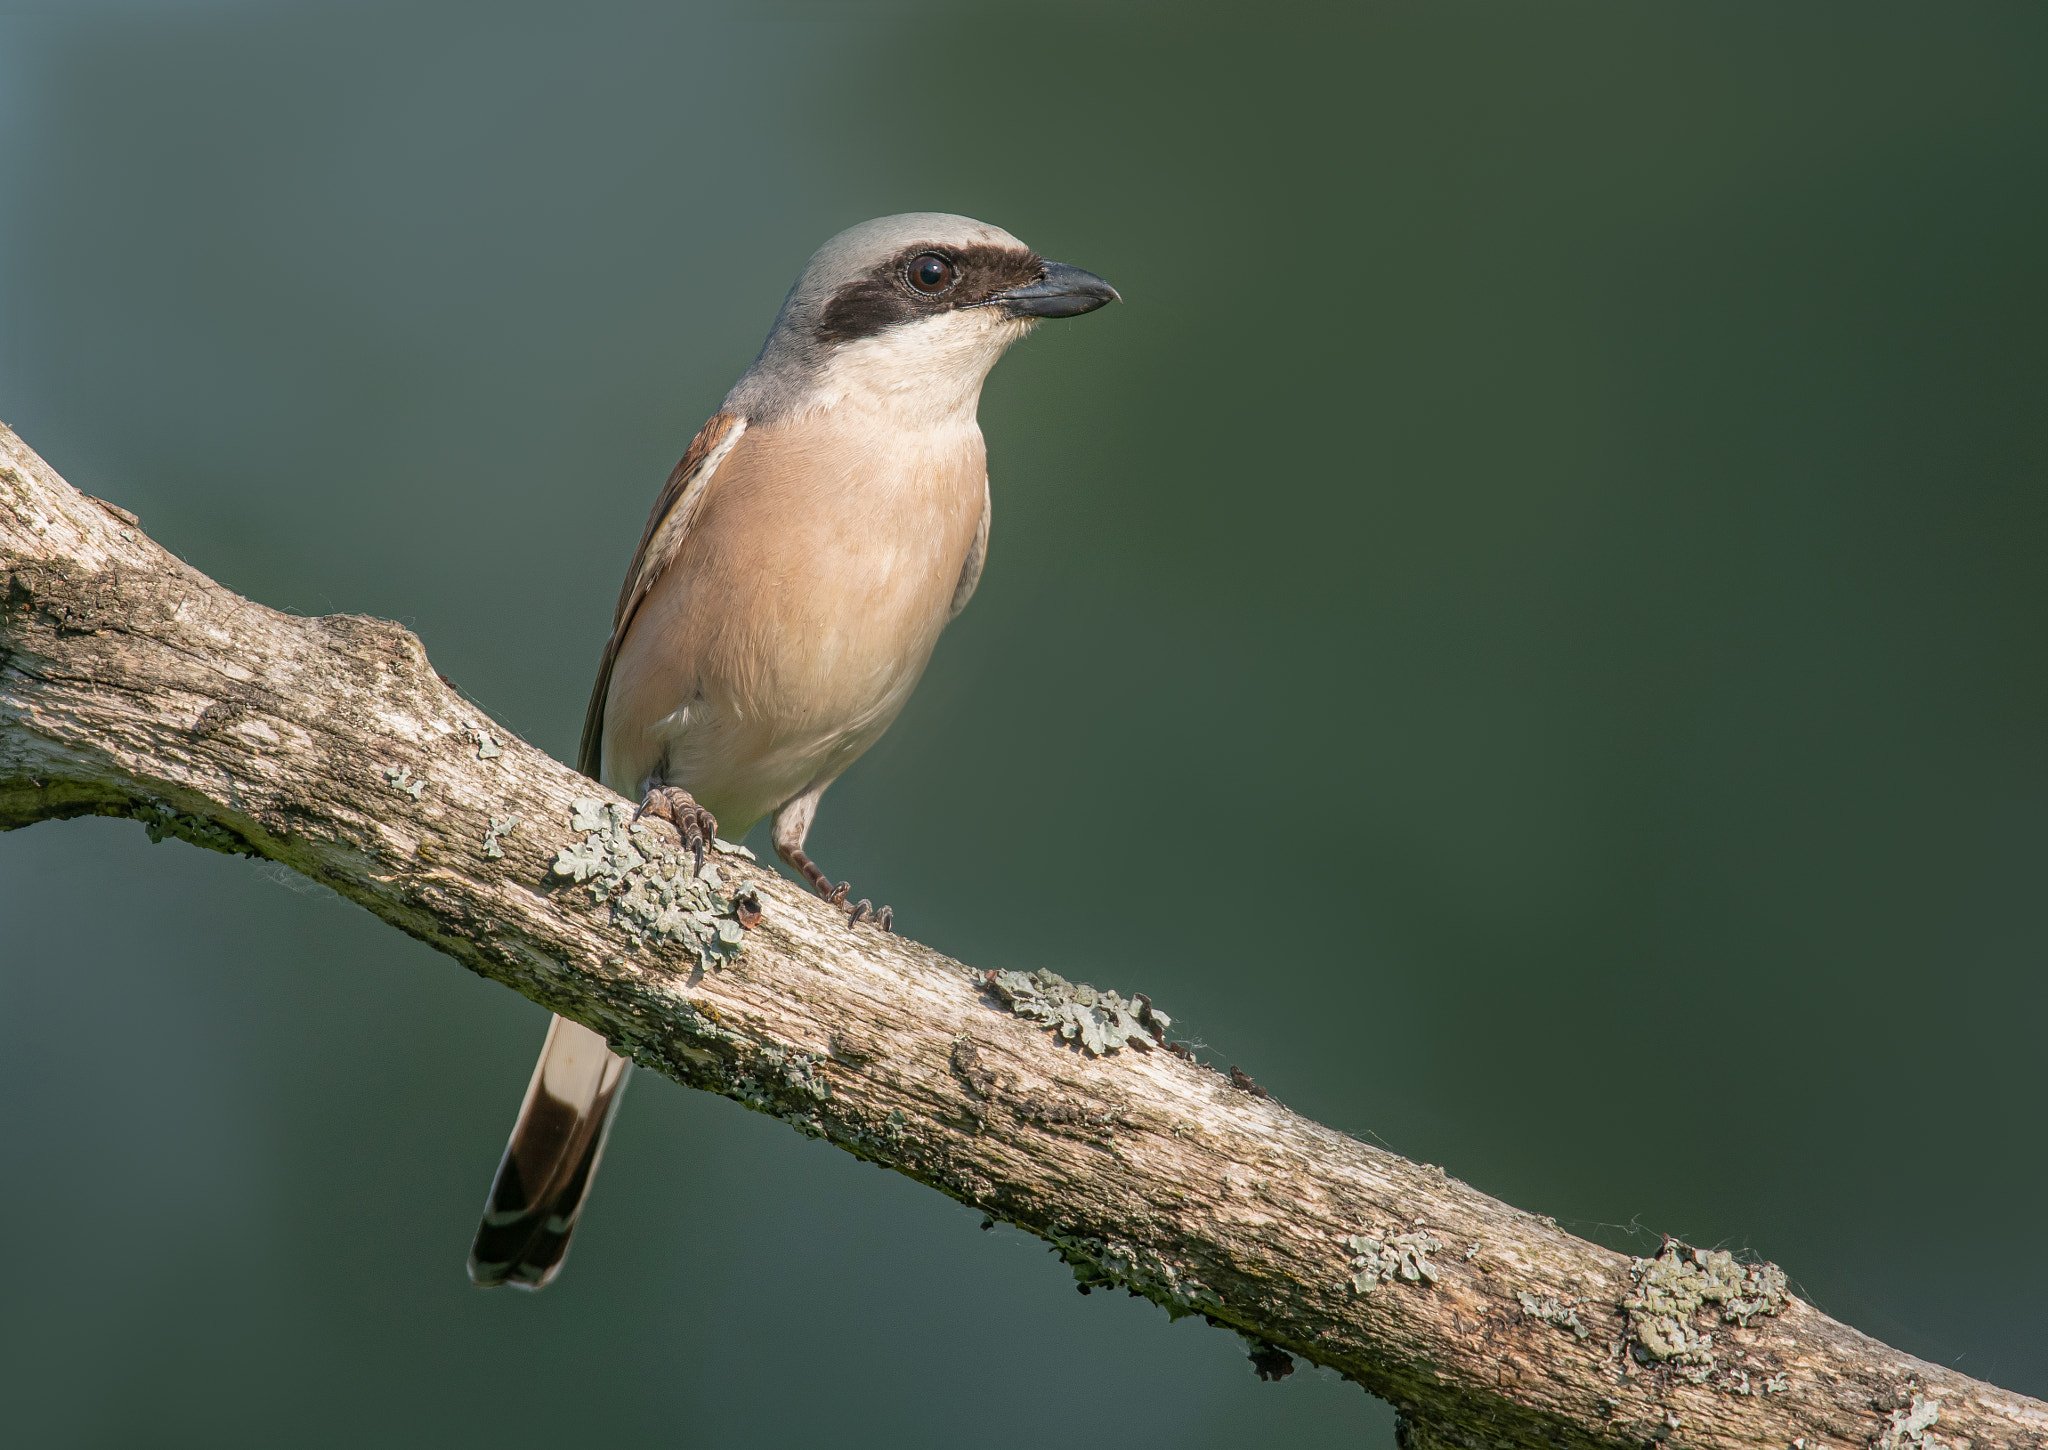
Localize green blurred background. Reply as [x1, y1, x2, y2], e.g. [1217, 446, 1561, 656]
[3, 1, 2044, 1445]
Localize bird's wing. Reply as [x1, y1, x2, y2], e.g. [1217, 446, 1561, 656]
[577, 411, 747, 782]
[947, 475, 991, 621]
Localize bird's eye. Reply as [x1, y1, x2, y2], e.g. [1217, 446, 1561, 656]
[907, 253, 955, 294]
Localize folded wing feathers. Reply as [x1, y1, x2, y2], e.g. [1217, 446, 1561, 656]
[577, 412, 746, 781]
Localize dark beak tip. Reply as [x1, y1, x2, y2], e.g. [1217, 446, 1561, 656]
[994, 260, 1120, 318]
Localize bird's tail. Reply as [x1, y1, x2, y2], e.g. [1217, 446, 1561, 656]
[468, 1015, 631, 1290]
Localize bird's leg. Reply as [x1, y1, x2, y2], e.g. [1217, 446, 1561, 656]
[771, 788, 891, 931]
[635, 784, 717, 876]
[778, 842, 841, 899]
[773, 842, 893, 932]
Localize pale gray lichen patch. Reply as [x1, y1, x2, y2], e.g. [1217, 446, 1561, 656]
[981, 968, 1170, 1056]
[1519, 1289, 1591, 1340]
[383, 764, 425, 801]
[1045, 1228, 1223, 1316]
[461, 723, 503, 760]
[726, 1043, 832, 1136]
[1346, 1229, 1441, 1293]
[1623, 1243, 1789, 1372]
[1725, 1370, 1789, 1397]
[1876, 1396, 1944, 1450]
[551, 798, 750, 968]
[482, 814, 518, 859]
[710, 837, 754, 860]
[827, 1100, 919, 1157]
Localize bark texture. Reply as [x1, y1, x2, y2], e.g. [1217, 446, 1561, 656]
[2, 421, 2040, 1450]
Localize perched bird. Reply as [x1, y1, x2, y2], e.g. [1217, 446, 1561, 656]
[469, 213, 1118, 1289]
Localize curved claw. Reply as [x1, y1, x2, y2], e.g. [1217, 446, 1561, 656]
[877, 905, 893, 934]
[827, 880, 851, 907]
[848, 898, 872, 925]
[636, 787, 718, 877]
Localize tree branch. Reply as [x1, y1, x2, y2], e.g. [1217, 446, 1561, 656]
[2, 421, 2039, 1450]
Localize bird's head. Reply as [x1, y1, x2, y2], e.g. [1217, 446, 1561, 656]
[727, 213, 1119, 427]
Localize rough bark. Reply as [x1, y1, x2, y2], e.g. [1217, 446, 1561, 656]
[2, 420, 2040, 1450]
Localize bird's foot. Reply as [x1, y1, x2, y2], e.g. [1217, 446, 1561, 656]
[778, 845, 893, 932]
[635, 785, 717, 876]
[846, 897, 893, 931]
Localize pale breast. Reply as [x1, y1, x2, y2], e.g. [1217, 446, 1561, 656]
[600, 412, 987, 833]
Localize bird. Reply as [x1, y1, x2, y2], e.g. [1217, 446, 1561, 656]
[468, 213, 1118, 1289]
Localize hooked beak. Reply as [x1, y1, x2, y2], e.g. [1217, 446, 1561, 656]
[988, 260, 1121, 318]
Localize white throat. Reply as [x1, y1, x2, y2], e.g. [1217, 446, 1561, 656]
[804, 310, 1035, 430]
